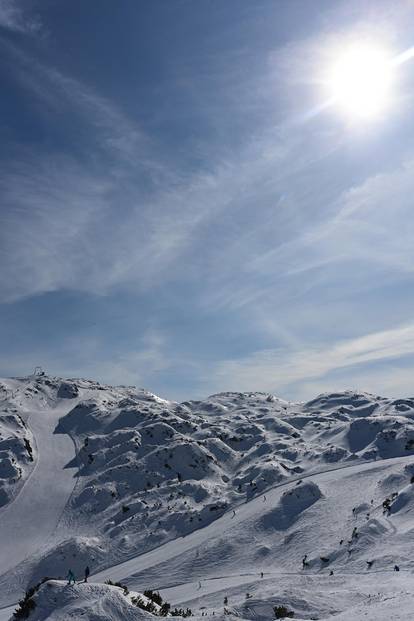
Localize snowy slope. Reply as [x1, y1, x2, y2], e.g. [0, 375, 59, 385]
[50, 386, 414, 568]
[8, 580, 156, 621]
[0, 380, 36, 508]
[92, 455, 414, 619]
[1, 375, 414, 620]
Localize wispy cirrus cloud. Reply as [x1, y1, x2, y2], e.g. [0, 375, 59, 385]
[202, 153, 414, 315]
[3, 0, 414, 403]
[1, 40, 146, 164]
[0, 155, 112, 302]
[0, 35, 340, 305]
[291, 363, 414, 402]
[3, 31, 414, 324]
[207, 321, 414, 398]
[0, 327, 173, 393]
[0, 0, 40, 33]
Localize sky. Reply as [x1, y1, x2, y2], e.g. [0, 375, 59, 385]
[2, 0, 414, 401]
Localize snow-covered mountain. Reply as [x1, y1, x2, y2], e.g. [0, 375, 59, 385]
[1, 374, 414, 620]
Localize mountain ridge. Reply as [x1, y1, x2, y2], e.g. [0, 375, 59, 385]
[1, 374, 414, 620]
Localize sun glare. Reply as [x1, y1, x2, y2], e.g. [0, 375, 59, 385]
[328, 45, 394, 120]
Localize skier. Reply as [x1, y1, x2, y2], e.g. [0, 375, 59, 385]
[84, 566, 90, 583]
[198, 581, 202, 589]
[302, 554, 308, 569]
[394, 565, 400, 572]
[260, 571, 264, 578]
[66, 569, 76, 585]
[263, 495, 266, 502]
[232, 510, 236, 518]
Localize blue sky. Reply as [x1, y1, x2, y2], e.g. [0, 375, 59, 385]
[2, 0, 414, 400]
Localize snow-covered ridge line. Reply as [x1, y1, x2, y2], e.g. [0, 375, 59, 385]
[1, 374, 414, 620]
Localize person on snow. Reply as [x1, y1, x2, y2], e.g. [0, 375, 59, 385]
[394, 565, 400, 572]
[84, 566, 90, 583]
[66, 569, 76, 585]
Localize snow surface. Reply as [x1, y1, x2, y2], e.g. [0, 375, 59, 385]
[6, 580, 154, 621]
[0, 380, 36, 508]
[1, 375, 414, 619]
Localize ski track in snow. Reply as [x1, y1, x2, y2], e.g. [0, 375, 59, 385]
[0, 405, 78, 576]
[0, 607, 13, 621]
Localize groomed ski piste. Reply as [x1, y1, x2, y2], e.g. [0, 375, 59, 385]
[1, 375, 414, 620]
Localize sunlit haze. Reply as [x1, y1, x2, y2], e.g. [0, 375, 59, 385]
[327, 45, 394, 119]
[1, 0, 414, 401]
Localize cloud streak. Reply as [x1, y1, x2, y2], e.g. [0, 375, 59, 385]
[208, 321, 414, 397]
[0, 327, 174, 394]
[0, 0, 40, 33]
[205, 153, 414, 317]
[0, 36, 340, 305]
[3, 3, 414, 403]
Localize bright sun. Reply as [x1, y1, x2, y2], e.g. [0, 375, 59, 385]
[328, 45, 394, 119]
